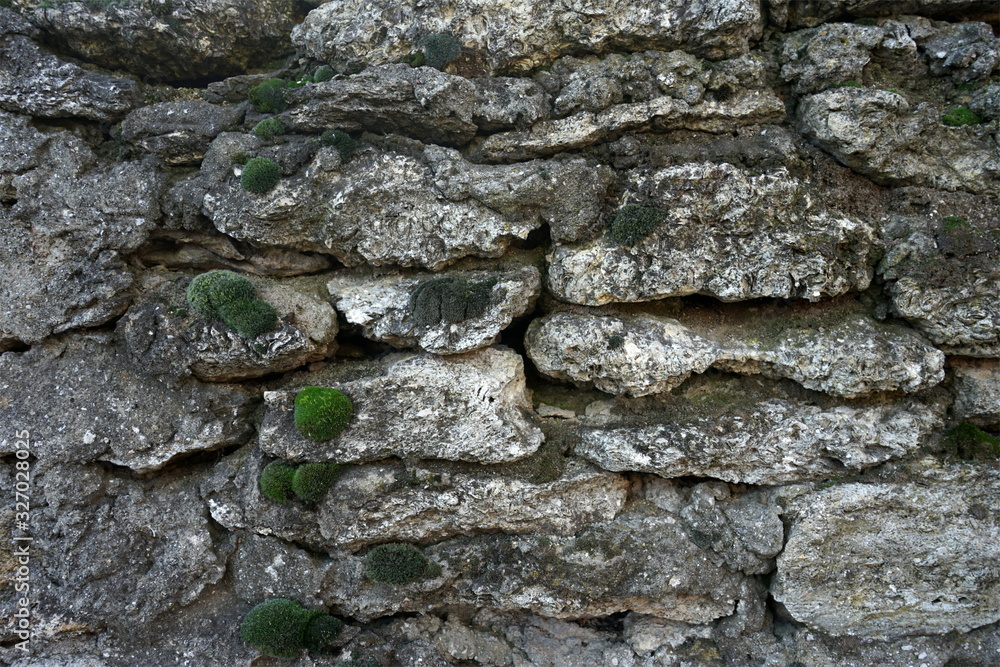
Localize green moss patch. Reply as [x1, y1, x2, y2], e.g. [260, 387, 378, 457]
[942, 422, 1000, 461]
[409, 276, 499, 326]
[253, 118, 285, 140]
[419, 33, 461, 70]
[942, 106, 983, 127]
[320, 129, 356, 162]
[241, 157, 281, 193]
[259, 460, 297, 503]
[364, 543, 437, 585]
[248, 78, 289, 113]
[294, 387, 354, 441]
[240, 598, 343, 659]
[607, 203, 667, 246]
[291, 463, 346, 502]
[186, 270, 278, 338]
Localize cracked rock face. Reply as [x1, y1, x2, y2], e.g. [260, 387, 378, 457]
[259, 347, 544, 464]
[292, 0, 764, 76]
[120, 101, 245, 166]
[329, 265, 540, 355]
[950, 359, 1000, 428]
[0, 124, 166, 350]
[546, 162, 880, 305]
[202, 142, 613, 268]
[23, 0, 302, 83]
[117, 273, 338, 382]
[570, 375, 946, 485]
[798, 87, 1000, 195]
[0, 333, 259, 472]
[526, 305, 944, 397]
[773, 465, 1000, 637]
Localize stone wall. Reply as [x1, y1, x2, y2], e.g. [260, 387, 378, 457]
[1, 0, 998, 665]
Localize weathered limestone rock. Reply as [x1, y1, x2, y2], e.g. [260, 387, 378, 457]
[281, 65, 478, 147]
[780, 0, 1000, 30]
[329, 265, 540, 355]
[546, 162, 879, 305]
[526, 302, 943, 397]
[324, 505, 767, 622]
[471, 76, 552, 131]
[319, 458, 628, 550]
[136, 230, 335, 276]
[120, 101, 244, 165]
[292, 0, 764, 77]
[0, 10, 139, 120]
[922, 21, 1000, 83]
[117, 272, 338, 382]
[0, 333, 258, 472]
[780, 23, 887, 94]
[24, 0, 302, 82]
[951, 359, 1000, 428]
[259, 347, 544, 464]
[798, 88, 1000, 195]
[0, 128, 166, 349]
[477, 52, 784, 162]
[1, 464, 230, 635]
[880, 210, 1000, 356]
[202, 142, 613, 268]
[570, 376, 946, 485]
[772, 464, 1000, 637]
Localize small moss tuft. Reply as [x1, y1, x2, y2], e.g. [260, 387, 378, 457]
[313, 65, 335, 83]
[248, 78, 289, 113]
[291, 463, 345, 502]
[607, 334, 625, 350]
[410, 276, 498, 327]
[335, 659, 381, 667]
[259, 460, 297, 503]
[320, 129, 357, 162]
[294, 387, 354, 441]
[607, 203, 667, 246]
[240, 599, 342, 659]
[942, 215, 970, 230]
[186, 270, 256, 319]
[253, 118, 285, 140]
[942, 423, 1000, 461]
[942, 106, 982, 126]
[419, 33, 461, 69]
[364, 543, 435, 585]
[218, 297, 278, 338]
[241, 157, 281, 193]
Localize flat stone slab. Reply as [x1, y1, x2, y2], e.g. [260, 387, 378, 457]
[259, 347, 544, 464]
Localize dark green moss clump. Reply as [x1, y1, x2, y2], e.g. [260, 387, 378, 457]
[259, 460, 297, 503]
[942, 423, 1000, 461]
[253, 118, 285, 140]
[312, 65, 335, 83]
[942, 106, 983, 127]
[291, 463, 346, 502]
[364, 543, 436, 585]
[419, 33, 461, 69]
[294, 387, 354, 441]
[410, 276, 499, 326]
[241, 157, 281, 193]
[240, 598, 343, 659]
[320, 129, 357, 162]
[607, 334, 625, 350]
[218, 298, 278, 338]
[248, 78, 289, 113]
[186, 270, 256, 319]
[941, 215, 970, 230]
[607, 203, 667, 246]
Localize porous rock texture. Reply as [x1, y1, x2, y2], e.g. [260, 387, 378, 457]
[2, 0, 1000, 664]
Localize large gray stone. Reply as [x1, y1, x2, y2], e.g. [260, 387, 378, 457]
[798, 88, 1000, 195]
[329, 265, 540, 355]
[526, 304, 943, 397]
[571, 376, 946, 485]
[0, 333, 258, 472]
[24, 0, 302, 82]
[120, 101, 244, 165]
[292, 0, 764, 77]
[773, 464, 1000, 637]
[259, 347, 544, 464]
[203, 142, 613, 268]
[951, 359, 1000, 429]
[546, 162, 879, 305]
[780, 0, 1000, 29]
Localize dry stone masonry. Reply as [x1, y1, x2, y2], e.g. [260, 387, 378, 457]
[0, 0, 998, 664]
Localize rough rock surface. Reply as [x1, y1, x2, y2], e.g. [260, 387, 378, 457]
[259, 347, 543, 464]
[23, 0, 302, 82]
[779, 0, 1000, 29]
[0, 10, 139, 120]
[526, 305, 944, 397]
[546, 162, 879, 305]
[202, 142, 613, 267]
[570, 376, 946, 484]
[120, 101, 244, 165]
[798, 88, 1000, 195]
[329, 265, 540, 355]
[880, 209, 1000, 356]
[0, 123, 165, 350]
[773, 464, 1000, 637]
[292, 0, 764, 76]
[0, 333, 258, 472]
[950, 359, 1000, 428]
[117, 272, 338, 382]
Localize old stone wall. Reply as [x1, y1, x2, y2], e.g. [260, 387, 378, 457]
[0, 0, 998, 665]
